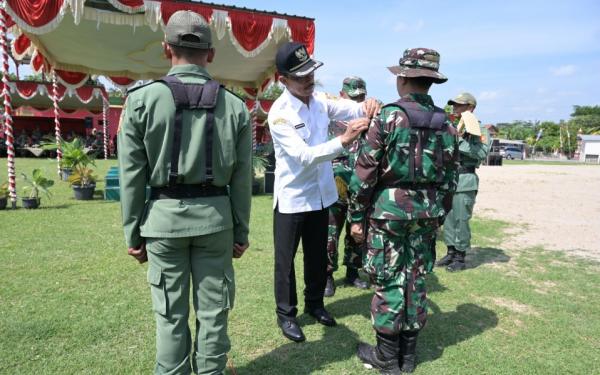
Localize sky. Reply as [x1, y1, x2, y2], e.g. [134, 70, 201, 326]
[231, 0, 600, 124]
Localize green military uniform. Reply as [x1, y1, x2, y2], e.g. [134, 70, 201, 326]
[325, 77, 368, 296]
[441, 93, 491, 271]
[118, 11, 252, 375]
[352, 48, 458, 375]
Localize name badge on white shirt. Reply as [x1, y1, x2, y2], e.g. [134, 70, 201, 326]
[294, 123, 310, 142]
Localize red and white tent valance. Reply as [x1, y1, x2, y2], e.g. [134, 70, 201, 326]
[5, 0, 316, 90]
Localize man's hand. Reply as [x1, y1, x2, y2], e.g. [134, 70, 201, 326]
[127, 242, 147, 264]
[233, 242, 249, 258]
[350, 222, 365, 244]
[362, 98, 381, 119]
[340, 118, 370, 147]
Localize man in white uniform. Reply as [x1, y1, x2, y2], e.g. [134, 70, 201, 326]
[268, 42, 379, 342]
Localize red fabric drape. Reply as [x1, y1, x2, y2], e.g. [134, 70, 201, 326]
[31, 51, 46, 72]
[114, 0, 143, 7]
[287, 18, 315, 55]
[55, 69, 88, 87]
[229, 11, 273, 52]
[243, 87, 258, 99]
[260, 99, 274, 113]
[6, 0, 64, 28]
[15, 81, 38, 99]
[75, 86, 95, 102]
[13, 33, 31, 55]
[161, 2, 213, 23]
[109, 76, 135, 86]
[245, 99, 255, 112]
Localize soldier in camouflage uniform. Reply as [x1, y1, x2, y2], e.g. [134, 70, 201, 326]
[349, 48, 458, 374]
[437, 93, 491, 272]
[324, 76, 370, 297]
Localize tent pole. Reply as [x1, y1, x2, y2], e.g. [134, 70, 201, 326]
[1, 1, 16, 208]
[102, 98, 108, 160]
[52, 70, 62, 177]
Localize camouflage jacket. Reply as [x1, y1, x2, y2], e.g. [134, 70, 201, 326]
[348, 93, 459, 222]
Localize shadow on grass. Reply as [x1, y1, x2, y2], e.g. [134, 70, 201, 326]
[419, 301, 498, 364]
[466, 247, 511, 270]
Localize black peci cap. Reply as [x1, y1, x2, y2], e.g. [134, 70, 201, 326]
[276, 42, 323, 77]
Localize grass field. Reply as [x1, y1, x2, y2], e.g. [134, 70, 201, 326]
[2, 158, 600, 374]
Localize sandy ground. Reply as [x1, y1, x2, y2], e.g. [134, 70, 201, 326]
[474, 164, 600, 261]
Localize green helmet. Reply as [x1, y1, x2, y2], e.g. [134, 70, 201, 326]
[448, 92, 477, 107]
[342, 76, 367, 98]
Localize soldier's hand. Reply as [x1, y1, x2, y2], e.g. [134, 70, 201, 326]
[127, 243, 147, 264]
[350, 222, 365, 244]
[233, 242, 249, 258]
[362, 98, 381, 119]
[340, 118, 369, 146]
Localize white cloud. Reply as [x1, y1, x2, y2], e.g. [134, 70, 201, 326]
[550, 65, 577, 76]
[479, 91, 500, 101]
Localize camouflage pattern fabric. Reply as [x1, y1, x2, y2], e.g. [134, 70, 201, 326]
[366, 218, 438, 334]
[327, 121, 362, 273]
[327, 199, 362, 273]
[348, 93, 459, 223]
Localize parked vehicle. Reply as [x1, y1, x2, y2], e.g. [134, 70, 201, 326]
[500, 147, 524, 160]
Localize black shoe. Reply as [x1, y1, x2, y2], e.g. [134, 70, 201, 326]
[324, 275, 336, 297]
[447, 250, 466, 272]
[436, 246, 456, 267]
[277, 318, 305, 342]
[356, 333, 401, 375]
[399, 331, 419, 373]
[344, 268, 369, 289]
[305, 307, 337, 327]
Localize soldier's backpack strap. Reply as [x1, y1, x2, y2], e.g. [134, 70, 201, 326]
[394, 101, 447, 181]
[156, 76, 221, 187]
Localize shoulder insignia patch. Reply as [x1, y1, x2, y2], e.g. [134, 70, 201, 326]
[272, 118, 288, 126]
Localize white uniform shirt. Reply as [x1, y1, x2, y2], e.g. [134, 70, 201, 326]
[268, 89, 364, 213]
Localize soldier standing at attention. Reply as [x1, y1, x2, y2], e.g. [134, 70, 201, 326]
[324, 76, 370, 297]
[349, 48, 458, 374]
[268, 42, 379, 343]
[437, 93, 491, 272]
[118, 11, 252, 375]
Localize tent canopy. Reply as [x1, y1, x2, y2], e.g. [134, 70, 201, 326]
[7, 80, 107, 113]
[6, 0, 315, 90]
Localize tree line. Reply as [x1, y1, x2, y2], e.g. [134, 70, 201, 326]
[496, 105, 600, 155]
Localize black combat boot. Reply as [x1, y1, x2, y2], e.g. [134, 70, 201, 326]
[357, 332, 401, 375]
[436, 245, 456, 267]
[344, 267, 368, 289]
[399, 331, 419, 373]
[324, 274, 335, 297]
[447, 250, 466, 272]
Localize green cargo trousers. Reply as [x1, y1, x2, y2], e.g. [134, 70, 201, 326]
[442, 191, 477, 251]
[146, 229, 235, 375]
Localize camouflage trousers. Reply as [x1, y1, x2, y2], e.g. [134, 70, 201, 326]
[365, 218, 437, 334]
[327, 201, 362, 274]
[443, 191, 477, 251]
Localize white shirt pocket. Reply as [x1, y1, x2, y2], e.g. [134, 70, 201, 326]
[294, 123, 311, 143]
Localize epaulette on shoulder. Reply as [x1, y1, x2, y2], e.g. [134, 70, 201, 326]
[126, 80, 158, 95]
[223, 87, 246, 102]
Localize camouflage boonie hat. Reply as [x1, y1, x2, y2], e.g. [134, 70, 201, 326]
[448, 92, 477, 107]
[342, 76, 367, 97]
[165, 11, 212, 49]
[387, 48, 447, 83]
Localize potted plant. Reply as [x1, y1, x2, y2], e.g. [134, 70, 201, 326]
[68, 165, 98, 200]
[42, 137, 94, 180]
[0, 181, 8, 210]
[21, 169, 54, 209]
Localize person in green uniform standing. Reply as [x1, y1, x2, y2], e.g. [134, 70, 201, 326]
[324, 76, 370, 297]
[437, 92, 491, 272]
[118, 10, 252, 375]
[349, 48, 458, 374]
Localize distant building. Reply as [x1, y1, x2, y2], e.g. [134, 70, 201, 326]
[576, 135, 600, 163]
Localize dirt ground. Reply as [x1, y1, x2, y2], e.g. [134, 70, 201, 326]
[474, 163, 600, 261]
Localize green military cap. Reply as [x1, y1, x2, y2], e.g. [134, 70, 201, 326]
[165, 10, 212, 49]
[342, 76, 367, 98]
[448, 92, 477, 107]
[388, 47, 447, 83]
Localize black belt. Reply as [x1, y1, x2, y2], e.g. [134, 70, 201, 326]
[150, 184, 228, 200]
[382, 183, 438, 190]
[458, 166, 476, 174]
